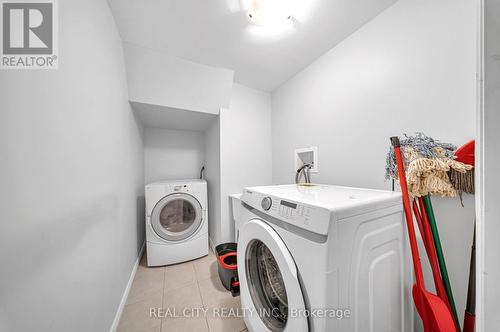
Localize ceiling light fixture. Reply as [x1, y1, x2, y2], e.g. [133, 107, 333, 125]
[244, 0, 293, 27]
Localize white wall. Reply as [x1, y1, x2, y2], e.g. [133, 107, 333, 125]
[0, 1, 144, 331]
[123, 42, 234, 115]
[204, 118, 221, 249]
[217, 83, 273, 244]
[144, 128, 205, 184]
[478, 0, 500, 330]
[271, 0, 476, 330]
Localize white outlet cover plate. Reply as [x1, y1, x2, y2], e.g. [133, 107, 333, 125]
[294, 146, 318, 173]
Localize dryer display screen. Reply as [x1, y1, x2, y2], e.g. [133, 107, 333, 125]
[280, 200, 297, 209]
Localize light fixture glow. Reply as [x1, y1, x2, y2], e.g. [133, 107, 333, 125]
[244, 0, 293, 27]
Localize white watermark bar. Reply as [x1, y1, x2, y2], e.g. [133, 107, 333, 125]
[149, 307, 352, 320]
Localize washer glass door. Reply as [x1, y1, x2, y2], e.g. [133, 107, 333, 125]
[247, 239, 289, 330]
[151, 193, 203, 241]
[238, 219, 308, 332]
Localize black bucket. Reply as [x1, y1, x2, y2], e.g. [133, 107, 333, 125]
[216, 242, 239, 296]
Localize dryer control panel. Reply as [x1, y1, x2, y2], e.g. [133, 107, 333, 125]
[242, 190, 331, 236]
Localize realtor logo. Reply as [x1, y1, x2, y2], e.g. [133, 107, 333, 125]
[1, 0, 58, 69]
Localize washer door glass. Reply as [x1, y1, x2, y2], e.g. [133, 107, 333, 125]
[151, 193, 203, 241]
[246, 240, 288, 331]
[237, 219, 308, 332]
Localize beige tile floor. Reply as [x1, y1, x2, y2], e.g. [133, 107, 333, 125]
[118, 248, 248, 332]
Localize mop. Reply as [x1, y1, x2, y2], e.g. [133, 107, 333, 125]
[386, 133, 472, 331]
[385, 133, 472, 198]
[390, 136, 456, 332]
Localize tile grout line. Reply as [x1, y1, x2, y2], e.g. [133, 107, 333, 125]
[194, 263, 211, 332]
[160, 263, 166, 332]
[151, 252, 222, 332]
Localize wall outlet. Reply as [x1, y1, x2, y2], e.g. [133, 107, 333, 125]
[294, 146, 318, 173]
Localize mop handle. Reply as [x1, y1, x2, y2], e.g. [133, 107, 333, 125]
[423, 195, 460, 329]
[417, 198, 448, 301]
[391, 137, 425, 287]
[463, 227, 476, 332]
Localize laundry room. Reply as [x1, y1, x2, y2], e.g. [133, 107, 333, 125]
[1, 1, 499, 332]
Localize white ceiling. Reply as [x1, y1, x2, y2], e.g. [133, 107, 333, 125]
[108, 0, 396, 92]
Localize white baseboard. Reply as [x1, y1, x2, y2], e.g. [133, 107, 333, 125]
[109, 242, 145, 332]
[208, 236, 216, 253]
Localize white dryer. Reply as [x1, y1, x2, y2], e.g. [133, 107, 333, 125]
[237, 184, 413, 332]
[145, 179, 208, 266]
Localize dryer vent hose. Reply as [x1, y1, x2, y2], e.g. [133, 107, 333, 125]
[200, 166, 206, 180]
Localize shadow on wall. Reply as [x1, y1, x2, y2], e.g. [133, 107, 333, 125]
[1, 192, 148, 331]
[136, 195, 146, 251]
[0, 194, 122, 330]
[2, 195, 117, 279]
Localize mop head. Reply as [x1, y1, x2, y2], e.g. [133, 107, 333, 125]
[449, 169, 474, 194]
[385, 133, 473, 197]
[449, 140, 475, 195]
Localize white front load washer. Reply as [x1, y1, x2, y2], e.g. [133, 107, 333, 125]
[230, 193, 243, 242]
[237, 184, 413, 332]
[145, 179, 208, 266]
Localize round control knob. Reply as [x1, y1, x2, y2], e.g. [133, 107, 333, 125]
[261, 197, 272, 211]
